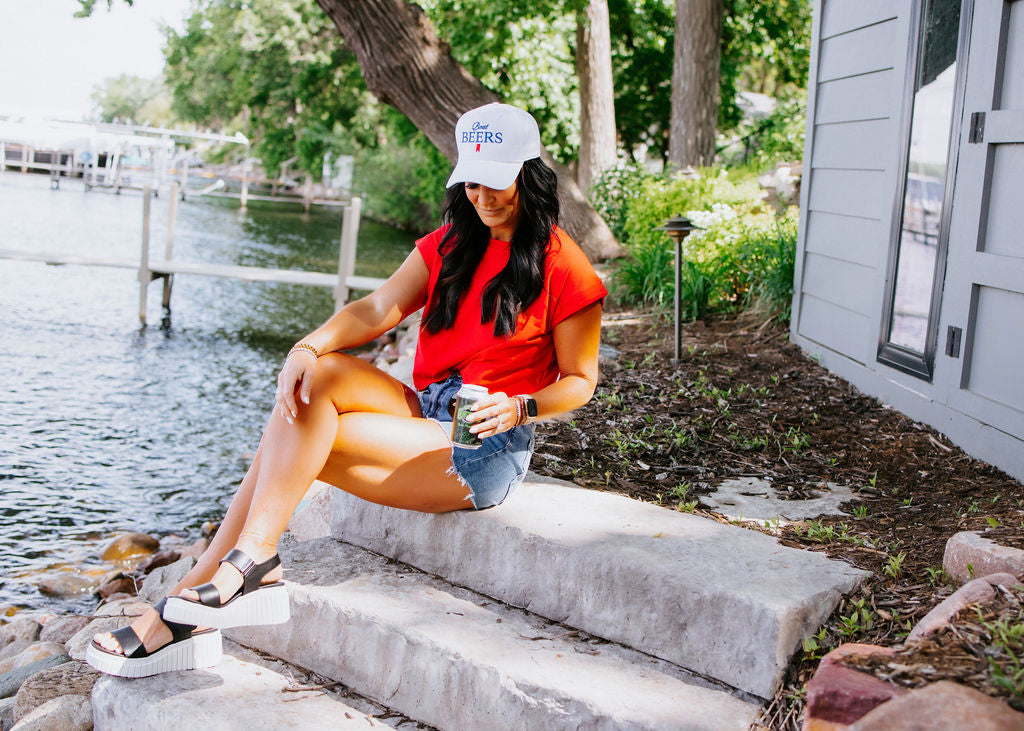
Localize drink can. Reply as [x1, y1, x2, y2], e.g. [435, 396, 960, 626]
[450, 384, 488, 449]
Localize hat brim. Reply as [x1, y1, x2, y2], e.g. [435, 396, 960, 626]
[446, 159, 523, 190]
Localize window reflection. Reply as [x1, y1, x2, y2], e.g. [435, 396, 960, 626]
[886, 0, 961, 357]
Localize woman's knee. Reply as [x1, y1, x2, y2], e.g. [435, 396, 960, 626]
[309, 352, 365, 392]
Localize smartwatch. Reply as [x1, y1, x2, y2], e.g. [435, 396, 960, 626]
[523, 396, 538, 419]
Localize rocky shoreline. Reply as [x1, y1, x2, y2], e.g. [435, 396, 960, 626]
[0, 529, 210, 730]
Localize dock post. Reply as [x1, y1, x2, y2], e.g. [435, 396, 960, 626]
[335, 196, 362, 309]
[180, 159, 189, 200]
[162, 181, 179, 309]
[240, 159, 250, 209]
[139, 185, 153, 325]
[303, 174, 313, 213]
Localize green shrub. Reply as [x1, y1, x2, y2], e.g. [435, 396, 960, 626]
[605, 165, 798, 321]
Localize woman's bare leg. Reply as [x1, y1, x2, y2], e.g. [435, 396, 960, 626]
[176, 354, 469, 605]
[92, 447, 269, 653]
[94, 353, 465, 656]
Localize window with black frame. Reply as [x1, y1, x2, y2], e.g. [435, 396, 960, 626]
[879, 0, 965, 379]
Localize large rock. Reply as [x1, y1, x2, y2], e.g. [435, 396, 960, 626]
[13, 661, 99, 723]
[135, 550, 181, 575]
[849, 680, 1024, 729]
[230, 537, 761, 730]
[0, 696, 14, 731]
[330, 475, 865, 698]
[6, 644, 65, 672]
[0, 642, 32, 666]
[0, 655, 70, 700]
[137, 557, 195, 604]
[944, 531, 1024, 585]
[804, 644, 906, 726]
[0, 621, 40, 648]
[91, 654, 376, 730]
[9, 695, 91, 731]
[36, 574, 95, 598]
[39, 617, 90, 645]
[100, 533, 159, 563]
[286, 483, 333, 542]
[907, 573, 1018, 642]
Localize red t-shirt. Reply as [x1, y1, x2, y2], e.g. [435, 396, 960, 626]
[413, 225, 607, 396]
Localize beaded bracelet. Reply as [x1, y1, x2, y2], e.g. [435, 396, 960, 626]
[288, 343, 320, 359]
[514, 395, 528, 427]
[512, 396, 522, 428]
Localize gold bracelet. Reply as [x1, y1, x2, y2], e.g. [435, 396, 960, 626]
[288, 343, 320, 359]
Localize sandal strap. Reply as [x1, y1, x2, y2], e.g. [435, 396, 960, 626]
[110, 625, 146, 659]
[153, 597, 197, 642]
[220, 549, 281, 596]
[191, 581, 226, 608]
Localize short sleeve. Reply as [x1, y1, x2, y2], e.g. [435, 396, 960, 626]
[547, 229, 608, 326]
[415, 226, 449, 271]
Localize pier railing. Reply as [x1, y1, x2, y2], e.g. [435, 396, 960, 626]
[0, 183, 384, 325]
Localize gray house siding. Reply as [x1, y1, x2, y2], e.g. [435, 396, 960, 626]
[792, 0, 1024, 482]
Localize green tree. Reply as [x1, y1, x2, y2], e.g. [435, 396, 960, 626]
[90, 74, 169, 125]
[163, 0, 368, 176]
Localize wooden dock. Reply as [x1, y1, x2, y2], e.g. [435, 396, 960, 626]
[0, 248, 383, 290]
[0, 186, 385, 325]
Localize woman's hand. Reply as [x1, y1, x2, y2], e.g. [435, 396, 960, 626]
[275, 350, 317, 423]
[467, 391, 522, 438]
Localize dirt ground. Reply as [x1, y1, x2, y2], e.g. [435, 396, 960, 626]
[528, 307, 1024, 728]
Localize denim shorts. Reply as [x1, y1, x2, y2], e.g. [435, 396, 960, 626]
[416, 373, 535, 510]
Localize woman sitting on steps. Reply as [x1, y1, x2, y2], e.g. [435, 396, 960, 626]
[86, 102, 607, 677]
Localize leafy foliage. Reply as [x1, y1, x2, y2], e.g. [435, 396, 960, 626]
[422, 0, 582, 162]
[89, 74, 171, 125]
[720, 0, 813, 129]
[595, 164, 799, 319]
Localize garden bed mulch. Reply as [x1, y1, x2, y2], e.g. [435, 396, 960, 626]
[527, 306, 1024, 729]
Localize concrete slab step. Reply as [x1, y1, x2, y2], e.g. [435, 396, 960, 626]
[228, 535, 762, 731]
[91, 651, 379, 730]
[319, 474, 865, 698]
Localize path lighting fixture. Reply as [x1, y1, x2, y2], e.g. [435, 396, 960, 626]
[654, 215, 702, 363]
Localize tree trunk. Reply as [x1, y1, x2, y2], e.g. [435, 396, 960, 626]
[575, 0, 617, 193]
[668, 0, 723, 169]
[314, 0, 623, 260]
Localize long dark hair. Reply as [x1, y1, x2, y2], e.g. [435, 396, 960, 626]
[422, 157, 560, 337]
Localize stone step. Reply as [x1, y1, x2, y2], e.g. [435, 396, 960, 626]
[91, 650, 379, 730]
[311, 474, 865, 699]
[228, 535, 762, 731]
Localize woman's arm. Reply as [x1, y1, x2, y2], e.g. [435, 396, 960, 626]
[532, 300, 603, 417]
[297, 248, 430, 355]
[276, 249, 429, 419]
[469, 301, 603, 438]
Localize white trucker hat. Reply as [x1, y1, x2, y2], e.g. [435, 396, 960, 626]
[446, 103, 541, 189]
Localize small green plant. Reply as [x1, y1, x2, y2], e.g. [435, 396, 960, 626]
[669, 483, 691, 501]
[677, 500, 699, 513]
[986, 516, 1000, 529]
[903, 497, 913, 507]
[852, 505, 867, 519]
[837, 598, 874, 638]
[801, 627, 829, 661]
[977, 608, 1024, 699]
[883, 551, 907, 579]
[924, 566, 949, 585]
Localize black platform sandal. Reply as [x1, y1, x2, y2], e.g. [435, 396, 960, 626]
[161, 549, 290, 629]
[85, 598, 222, 678]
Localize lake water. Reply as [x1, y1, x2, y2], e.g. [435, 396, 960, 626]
[0, 172, 414, 614]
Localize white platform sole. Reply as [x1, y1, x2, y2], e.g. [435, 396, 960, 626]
[86, 630, 222, 678]
[162, 583, 291, 629]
